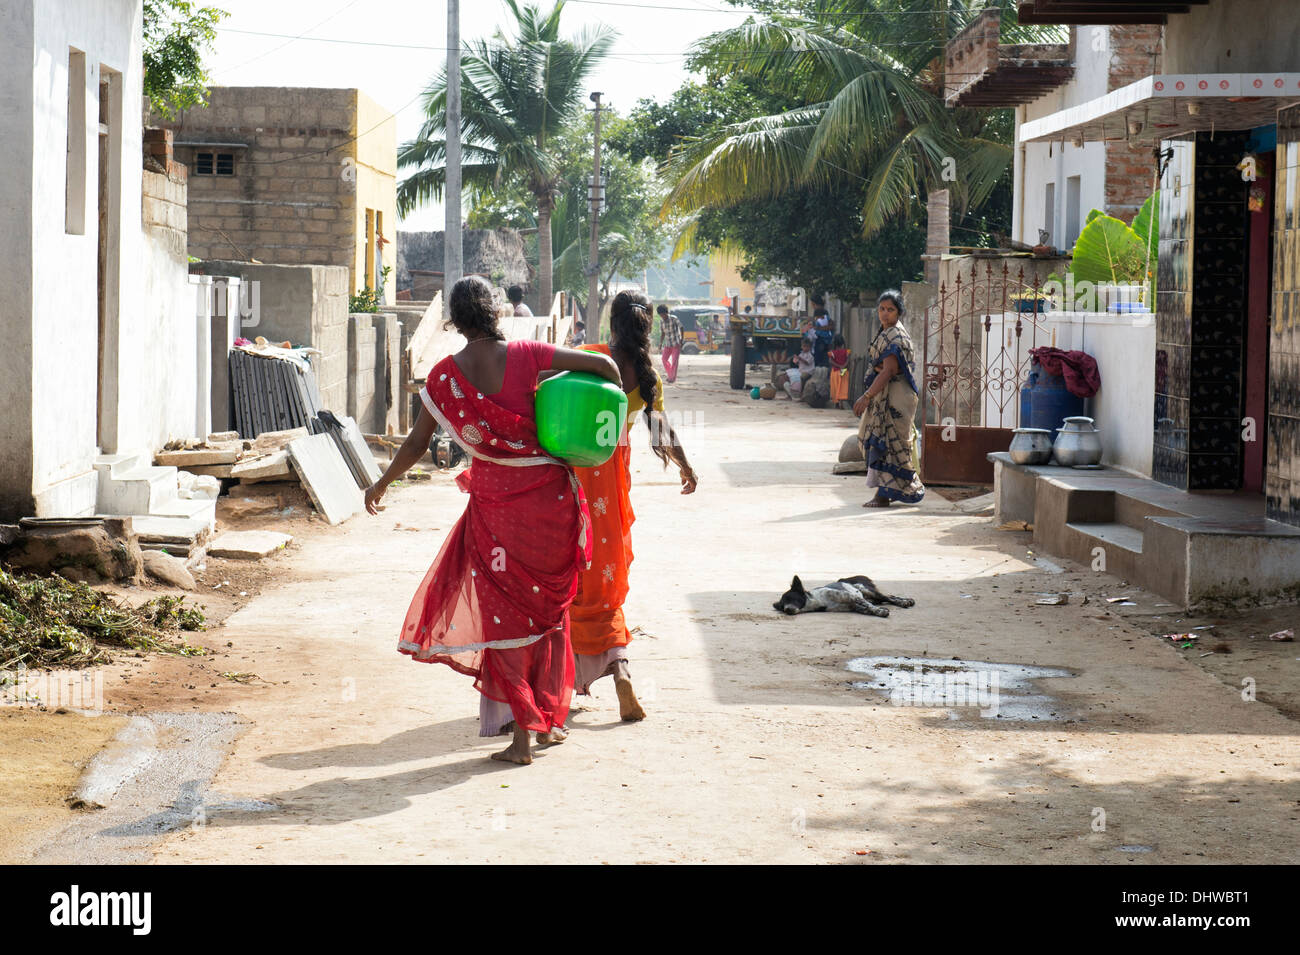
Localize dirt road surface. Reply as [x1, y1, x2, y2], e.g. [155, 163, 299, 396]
[33, 356, 1300, 864]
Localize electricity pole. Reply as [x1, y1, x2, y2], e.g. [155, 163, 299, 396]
[586, 91, 603, 340]
[444, 0, 462, 317]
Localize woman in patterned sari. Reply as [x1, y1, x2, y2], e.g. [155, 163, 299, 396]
[571, 290, 697, 721]
[364, 277, 621, 765]
[852, 290, 925, 508]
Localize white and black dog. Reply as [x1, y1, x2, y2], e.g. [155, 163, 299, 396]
[772, 575, 914, 618]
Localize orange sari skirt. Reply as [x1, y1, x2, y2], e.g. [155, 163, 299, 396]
[569, 441, 635, 658]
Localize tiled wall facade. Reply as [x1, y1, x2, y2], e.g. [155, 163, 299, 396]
[1153, 132, 1254, 491]
[1267, 107, 1300, 525]
[1154, 138, 1194, 488]
[1189, 130, 1251, 490]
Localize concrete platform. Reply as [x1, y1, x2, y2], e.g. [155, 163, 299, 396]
[989, 452, 1300, 608]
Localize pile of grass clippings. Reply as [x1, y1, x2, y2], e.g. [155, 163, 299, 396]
[0, 564, 206, 669]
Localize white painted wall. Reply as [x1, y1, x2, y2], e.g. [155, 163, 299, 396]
[29, 0, 146, 515]
[1013, 26, 1111, 247]
[123, 223, 200, 452]
[982, 308, 1155, 476]
[1, 0, 205, 519]
[0, 0, 37, 518]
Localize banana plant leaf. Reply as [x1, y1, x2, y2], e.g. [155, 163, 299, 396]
[1068, 213, 1146, 286]
[1130, 191, 1159, 263]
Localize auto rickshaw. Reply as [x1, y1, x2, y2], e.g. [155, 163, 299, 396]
[670, 306, 730, 354]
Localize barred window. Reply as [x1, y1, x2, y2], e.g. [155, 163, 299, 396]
[194, 152, 234, 175]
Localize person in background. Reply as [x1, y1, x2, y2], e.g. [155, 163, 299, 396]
[829, 333, 851, 410]
[365, 276, 621, 765]
[812, 307, 833, 368]
[779, 357, 803, 400]
[795, 336, 816, 382]
[571, 320, 586, 347]
[852, 289, 925, 508]
[658, 304, 684, 383]
[507, 285, 533, 317]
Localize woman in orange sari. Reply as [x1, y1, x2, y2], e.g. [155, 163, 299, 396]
[571, 291, 698, 720]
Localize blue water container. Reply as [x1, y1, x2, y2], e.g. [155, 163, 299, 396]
[1020, 362, 1086, 443]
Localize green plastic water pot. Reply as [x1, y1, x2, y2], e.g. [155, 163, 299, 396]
[535, 371, 628, 467]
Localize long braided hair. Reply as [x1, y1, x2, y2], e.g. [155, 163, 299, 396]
[609, 290, 671, 467]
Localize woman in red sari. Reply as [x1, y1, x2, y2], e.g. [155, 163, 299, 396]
[571, 290, 697, 721]
[364, 277, 621, 765]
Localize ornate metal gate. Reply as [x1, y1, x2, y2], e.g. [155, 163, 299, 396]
[920, 259, 1052, 485]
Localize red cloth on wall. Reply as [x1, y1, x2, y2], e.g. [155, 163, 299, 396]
[1029, 347, 1101, 398]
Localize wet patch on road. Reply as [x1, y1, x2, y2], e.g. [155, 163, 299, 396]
[846, 656, 1076, 721]
[32, 711, 276, 863]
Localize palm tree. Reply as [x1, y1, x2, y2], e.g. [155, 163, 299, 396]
[398, 0, 616, 311]
[663, 0, 1061, 240]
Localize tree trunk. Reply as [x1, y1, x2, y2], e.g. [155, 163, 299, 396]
[536, 191, 553, 316]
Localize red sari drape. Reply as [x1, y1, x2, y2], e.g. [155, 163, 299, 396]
[398, 354, 592, 733]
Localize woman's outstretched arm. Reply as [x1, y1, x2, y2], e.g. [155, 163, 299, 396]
[648, 411, 698, 494]
[550, 346, 622, 385]
[365, 405, 438, 515]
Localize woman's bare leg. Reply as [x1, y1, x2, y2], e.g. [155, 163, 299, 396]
[491, 724, 532, 764]
[613, 659, 646, 722]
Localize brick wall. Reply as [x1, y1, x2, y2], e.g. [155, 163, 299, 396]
[190, 260, 351, 414]
[348, 314, 378, 431]
[157, 88, 359, 279]
[1104, 26, 1164, 223]
[312, 264, 350, 413]
[142, 164, 188, 259]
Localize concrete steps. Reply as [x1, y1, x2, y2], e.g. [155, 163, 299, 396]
[1066, 520, 1144, 555]
[991, 451, 1300, 607]
[93, 451, 218, 565]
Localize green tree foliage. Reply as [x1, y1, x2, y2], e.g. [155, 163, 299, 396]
[651, 0, 1050, 299]
[470, 110, 665, 320]
[619, 75, 959, 300]
[398, 0, 616, 312]
[694, 194, 927, 299]
[142, 0, 227, 119]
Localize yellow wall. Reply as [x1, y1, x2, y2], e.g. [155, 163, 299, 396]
[707, 249, 755, 309]
[351, 90, 398, 305]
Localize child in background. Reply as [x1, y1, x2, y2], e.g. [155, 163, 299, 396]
[795, 337, 816, 381]
[780, 358, 803, 400]
[829, 334, 851, 409]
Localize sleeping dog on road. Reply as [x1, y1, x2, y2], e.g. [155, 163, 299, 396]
[773, 575, 914, 618]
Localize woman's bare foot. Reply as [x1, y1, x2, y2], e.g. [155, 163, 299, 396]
[863, 496, 892, 508]
[613, 661, 646, 721]
[491, 725, 532, 764]
[536, 725, 568, 746]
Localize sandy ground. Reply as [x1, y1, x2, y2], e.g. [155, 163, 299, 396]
[0, 708, 126, 863]
[17, 355, 1300, 864]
